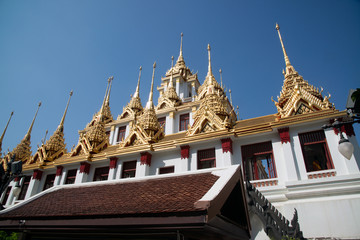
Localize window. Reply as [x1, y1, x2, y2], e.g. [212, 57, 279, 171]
[241, 142, 276, 181]
[65, 169, 77, 184]
[299, 130, 333, 172]
[43, 174, 56, 191]
[158, 117, 166, 130]
[2, 186, 12, 205]
[117, 126, 126, 142]
[18, 176, 31, 200]
[93, 166, 109, 181]
[179, 113, 189, 131]
[198, 148, 216, 169]
[122, 161, 137, 178]
[159, 166, 174, 175]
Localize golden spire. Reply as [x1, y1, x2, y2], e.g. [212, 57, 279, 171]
[134, 66, 142, 98]
[105, 76, 113, 105]
[146, 62, 156, 110]
[177, 33, 185, 64]
[58, 90, 73, 132]
[25, 102, 41, 141]
[207, 44, 213, 81]
[0, 111, 14, 155]
[219, 68, 223, 88]
[169, 56, 174, 88]
[276, 23, 291, 67]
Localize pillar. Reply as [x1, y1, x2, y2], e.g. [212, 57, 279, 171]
[75, 162, 91, 184]
[221, 138, 233, 167]
[54, 166, 63, 186]
[25, 169, 43, 199]
[136, 152, 151, 177]
[108, 157, 118, 180]
[166, 112, 175, 134]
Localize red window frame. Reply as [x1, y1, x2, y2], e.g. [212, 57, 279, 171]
[159, 166, 175, 175]
[179, 113, 189, 131]
[299, 130, 334, 172]
[18, 176, 31, 200]
[197, 148, 216, 169]
[65, 169, 77, 184]
[43, 174, 56, 191]
[158, 117, 166, 130]
[241, 141, 277, 181]
[93, 166, 109, 181]
[117, 126, 126, 142]
[122, 160, 137, 178]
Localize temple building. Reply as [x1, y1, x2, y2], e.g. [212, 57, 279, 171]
[0, 25, 360, 240]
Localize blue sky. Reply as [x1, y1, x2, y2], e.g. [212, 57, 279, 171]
[0, 0, 359, 153]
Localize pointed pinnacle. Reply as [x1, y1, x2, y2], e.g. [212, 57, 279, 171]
[0, 111, 14, 153]
[59, 90, 73, 131]
[146, 61, 156, 109]
[275, 23, 291, 67]
[25, 102, 41, 141]
[134, 66, 142, 98]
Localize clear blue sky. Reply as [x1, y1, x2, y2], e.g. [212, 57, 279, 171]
[0, 0, 359, 153]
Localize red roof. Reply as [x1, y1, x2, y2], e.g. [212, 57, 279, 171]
[0, 172, 219, 220]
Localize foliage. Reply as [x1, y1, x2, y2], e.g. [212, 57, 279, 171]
[0, 231, 18, 240]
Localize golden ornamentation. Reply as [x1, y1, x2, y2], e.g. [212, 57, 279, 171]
[121, 62, 164, 147]
[157, 56, 181, 110]
[273, 24, 334, 118]
[119, 67, 143, 119]
[0, 111, 13, 157]
[29, 91, 73, 166]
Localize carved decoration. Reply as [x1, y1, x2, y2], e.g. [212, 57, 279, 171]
[33, 169, 43, 181]
[109, 157, 118, 169]
[221, 138, 233, 154]
[333, 123, 355, 137]
[140, 152, 152, 166]
[56, 166, 64, 176]
[79, 162, 91, 174]
[278, 127, 290, 144]
[180, 145, 190, 159]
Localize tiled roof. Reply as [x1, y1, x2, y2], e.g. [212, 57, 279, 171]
[0, 172, 219, 220]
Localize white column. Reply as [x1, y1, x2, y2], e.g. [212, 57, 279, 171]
[113, 126, 120, 144]
[136, 161, 150, 177]
[180, 146, 190, 172]
[166, 112, 175, 134]
[25, 170, 43, 199]
[108, 157, 118, 180]
[109, 126, 115, 145]
[75, 162, 91, 184]
[279, 142, 299, 181]
[292, 135, 308, 180]
[176, 79, 180, 97]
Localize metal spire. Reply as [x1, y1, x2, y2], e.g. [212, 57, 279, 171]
[219, 68, 223, 88]
[106, 76, 113, 105]
[0, 111, 14, 154]
[134, 66, 142, 98]
[180, 32, 183, 57]
[25, 102, 41, 141]
[146, 61, 156, 109]
[276, 23, 292, 67]
[59, 90, 73, 132]
[99, 77, 112, 117]
[206, 44, 214, 83]
[169, 56, 174, 88]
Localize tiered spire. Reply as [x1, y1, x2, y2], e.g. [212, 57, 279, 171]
[0, 112, 13, 157]
[157, 56, 181, 109]
[119, 67, 144, 119]
[273, 23, 334, 118]
[11, 102, 41, 162]
[174, 33, 186, 70]
[30, 91, 73, 165]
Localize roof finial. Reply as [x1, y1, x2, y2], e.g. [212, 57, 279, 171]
[180, 32, 183, 57]
[146, 61, 156, 109]
[106, 76, 113, 105]
[25, 102, 41, 141]
[0, 111, 14, 155]
[59, 90, 73, 131]
[134, 66, 142, 98]
[207, 44, 213, 80]
[229, 89, 233, 106]
[169, 56, 174, 88]
[99, 77, 111, 117]
[276, 23, 291, 67]
[219, 68, 223, 88]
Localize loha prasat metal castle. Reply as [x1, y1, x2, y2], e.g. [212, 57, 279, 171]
[0, 24, 359, 240]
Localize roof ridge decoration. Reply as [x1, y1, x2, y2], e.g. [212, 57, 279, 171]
[71, 80, 111, 157]
[121, 62, 164, 147]
[272, 23, 334, 118]
[0, 111, 14, 157]
[29, 91, 73, 166]
[187, 45, 235, 136]
[6, 102, 41, 164]
[88, 77, 114, 127]
[119, 67, 144, 119]
[157, 56, 181, 110]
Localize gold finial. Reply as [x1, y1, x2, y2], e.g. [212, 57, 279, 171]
[25, 102, 41, 141]
[41, 129, 48, 145]
[59, 90, 73, 131]
[219, 68, 223, 88]
[134, 66, 142, 98]
[99, 78, 111, 118]
[229, 89, 233, 106]
[106, 76, 113, 104]
[275, 23, 291, 67]
[0, 111, 14, 155]
[146, 61, 156, 109]
[180, 33, 183, 57]
[169, 56, 174, 88]
[207, 44, 213, 79]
